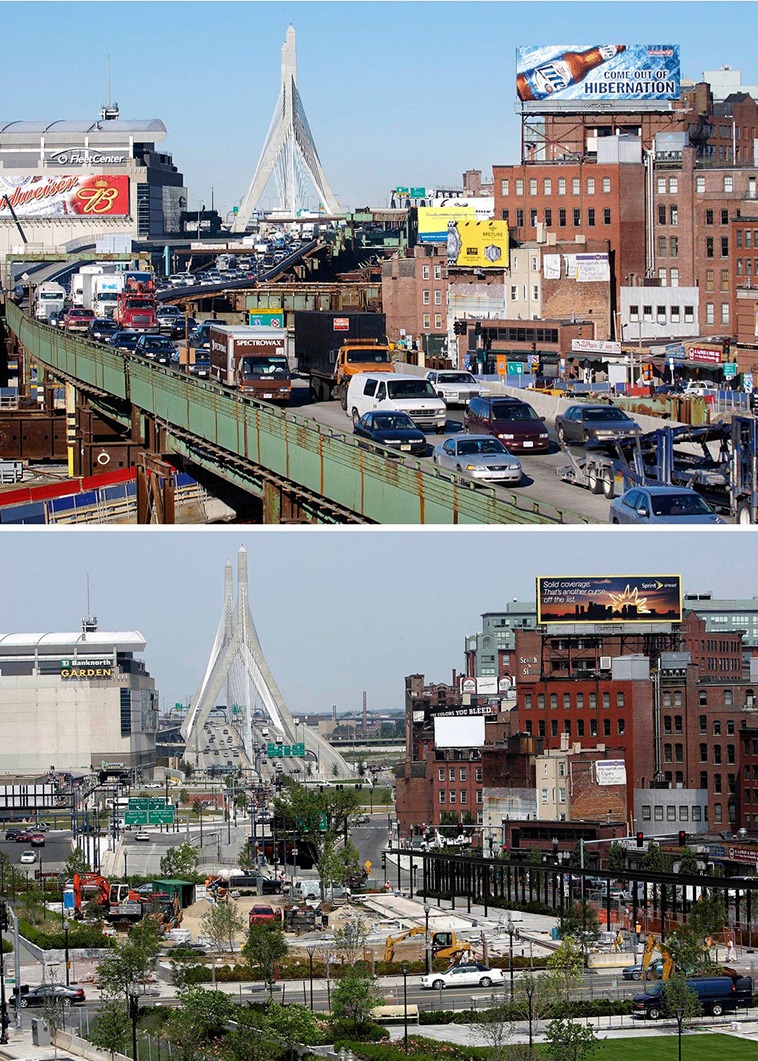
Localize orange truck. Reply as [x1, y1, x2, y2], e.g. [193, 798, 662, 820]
[294, 311, 394, 407]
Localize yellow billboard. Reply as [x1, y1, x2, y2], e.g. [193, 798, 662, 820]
[448, 219, 510, 269]
[418, 206, 476, 244]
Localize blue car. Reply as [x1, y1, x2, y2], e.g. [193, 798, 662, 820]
[609, 485, 724, 525]
[353, 411, 427, 456]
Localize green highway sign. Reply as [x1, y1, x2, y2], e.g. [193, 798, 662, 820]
[125, 811, 147, 826]
[267, 742, 305, 758]
[128, 798, 148, 811]
[150, 807, 175, 825]
[148, 797, 167, 809]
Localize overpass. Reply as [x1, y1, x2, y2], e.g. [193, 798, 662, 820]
[2, 303, 575, 524]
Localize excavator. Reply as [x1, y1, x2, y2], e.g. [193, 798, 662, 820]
[384, 927, 475, 963]
[72, 873, 182, 932]
[640, 934, 675, 980]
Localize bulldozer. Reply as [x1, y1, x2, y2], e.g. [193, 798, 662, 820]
[384, 927, 474, 963]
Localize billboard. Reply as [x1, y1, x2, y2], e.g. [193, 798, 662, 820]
[434, 714, 485, 749]
[516, 45, 680, 104]
[0, 174, 130, 218]
[418, 205, 476, 244]
[448, 219, 510, 269]
[537, 575, 682, 624]
[595, 760, 627, 786]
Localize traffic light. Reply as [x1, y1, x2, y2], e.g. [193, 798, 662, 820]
[678, 830, 687, 846]
[723, 337, 731, 359]
[0, 902, 7, 930]
[474, 321, 482, 336]
[636, 832, 644, 848]
[457, 821, 464, 835]
[381, 852, 386, 869]
[453, 320, 466, 336]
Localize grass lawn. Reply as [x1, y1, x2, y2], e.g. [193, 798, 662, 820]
[589, 1034, 754, 1061]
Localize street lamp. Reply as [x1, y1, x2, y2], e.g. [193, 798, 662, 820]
[423, 901, 431, 974]
[401, 963, 409, 1053]
[506, 915, 515, 1001]
[128, 990, 139, 1061]
[0, 902, 8, 1045]
[306, 944, 316, 1011]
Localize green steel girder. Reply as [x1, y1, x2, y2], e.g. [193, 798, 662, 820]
[5, 303, 566, 525]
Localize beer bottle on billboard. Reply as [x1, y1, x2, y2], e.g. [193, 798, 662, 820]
[517, 45, 627, 101]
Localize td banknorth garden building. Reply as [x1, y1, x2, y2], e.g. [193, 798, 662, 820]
[0, 620, 158, 777]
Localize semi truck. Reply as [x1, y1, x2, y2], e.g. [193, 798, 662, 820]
[294, 310, 394, 406]
[33, 281, 66, 321]
[115, 271, 157, 330]
[209, 325, 291, 402]
[91, 273, 124, 318]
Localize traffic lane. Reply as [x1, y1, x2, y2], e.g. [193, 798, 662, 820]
[305, 398, 611, 524]
[0, 831, 72, 869]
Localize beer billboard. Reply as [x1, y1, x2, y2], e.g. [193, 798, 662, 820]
[418, 205, 476, 244]
[448, 219, 510, 269]
[0, 174, 130, 218]
[516, 45, 680, 105]
[537, 575, 682, 625]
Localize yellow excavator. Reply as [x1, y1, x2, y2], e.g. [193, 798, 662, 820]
[640, 934, 675, 980]
[384, 927, 474, 963]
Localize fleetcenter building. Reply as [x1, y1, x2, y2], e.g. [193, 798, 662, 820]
[0, 618, 158, 777]
[0, 104, 187, 258]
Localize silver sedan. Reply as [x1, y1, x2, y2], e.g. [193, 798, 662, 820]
[432, 434, 522, 484]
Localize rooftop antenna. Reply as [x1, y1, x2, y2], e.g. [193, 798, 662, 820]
[100, 56, 119, 121]
[82, 574, 98, 635]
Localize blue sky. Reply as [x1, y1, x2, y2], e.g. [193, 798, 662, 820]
[0, 529, 755, 715]
[2, 3, 757, 216]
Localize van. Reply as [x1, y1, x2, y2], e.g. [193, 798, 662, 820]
[632, 975, 753, 1019]
[347, 372, 446, 433]
[463, 395, 550, 453]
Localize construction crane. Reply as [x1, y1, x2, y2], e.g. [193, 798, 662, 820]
[640, 934, 676, 980]
[384, 927, 474, 963]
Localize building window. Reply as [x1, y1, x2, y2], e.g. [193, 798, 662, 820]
[572, 177, 580, 195]
[675, 715, 683, 733]
[524, 694, 532, 710]
[564, 720, 571, 735]
[501, 209, 509, 222]
[721, 209, 729, 225]
[577, 719, 585, 736]
[722, 303, 730, 325]
[476, 790, 483, 804]
[616, 691, 625, 708]
[706, 238, 714, 258]
[590, 719, 598, 737]
[658, 205, 667, 225]
[692, 806, 702, 820]
[728, 744, 735, 764]
[700, 743, 708, 762]
[657, 177, 666, 194]
[664, 716, 672, 735]
[438, 768, 445, 781]
[603, 208, 611, 225]
[530, 208, 538, 226]
[588, 208, 595, 227]
[551, 720, 558, 737]
[658, 236, 667, 257]
[714, 803, 723, 823]
[538, 693, 545, 709]
[516, 209, 524, 227]
[670, 205, 678, 225]
[545, 208, 552, 226]
[654, 805, 664, 821]
[449, 767, 456, 781]
[725, 690, 733, 705]
[714, 745, 722, 764]
[658, 268, 667, 286]
[558, 178, 566, 195]
[724, 175, 734, 192]
[434, 314, 443, 329]
[603, 692, 610, 708]
[670, 304, 680, 321]
[670, 268, 679, 286]
[544, 178, 552, 195]
[685, 305, 695, 323]
[706, 304, 714, 325]
[589, 692, 597, 709]
[670, 237, 678, 257]
[669, 177, 678, 193]
[573, 208, 581, 228]
[120, 689, 132, 737]
[642, 805, 652, 821]
[675, 743, 683, 763]
[559, 208, 567, 227]
[438, 791, 446, 804]
[706, 210, 714, 226]
[618, 719, 625, 735]
[664, 744, 673, 763]
[721, 237, 730, 257]
[550, 693, 558, 709]
[475, 767, 483, 782]
[696, 176, 706, 193]
[587, 178, 595, 195]
[448, 790, 456, 804]
[434, 290, 442, 305]
[460, 790, 467, 804]
[538, 721, 545, 737]
[422, 265, 430, 280]
[667, 806, 677, 821]
[422, 314, 431, 329]
[705, 269, 715, 292]
[576, 693, 584, 709]
[563, 694, 571, 709]
[434, 264, 442, 280]
[500, 179, 510, 196]
[422, 290, 430, 305]
[515, 179, 523, 196]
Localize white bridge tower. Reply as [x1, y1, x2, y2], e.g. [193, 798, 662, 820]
[231, 24, 340, 232]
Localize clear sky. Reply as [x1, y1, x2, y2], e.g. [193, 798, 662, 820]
[2, 2, 757, 216]
[0, 529, 755, 716]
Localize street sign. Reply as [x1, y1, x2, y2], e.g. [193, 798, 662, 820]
[723, 362, 737, 379]
[128, 798, 148, 811]
[125, 811, 147, 826]
[149, 807, 175, 825]
[267, 742, 305, 758]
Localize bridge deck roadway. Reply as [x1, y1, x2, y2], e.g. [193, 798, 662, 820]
[4, 304, 595, 525]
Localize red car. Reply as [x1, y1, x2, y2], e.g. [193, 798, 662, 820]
[249, 904, 279, 926]
[14, 831, 32, 843]
[30, 834, 46, 847]
[63, 308, 95, 332]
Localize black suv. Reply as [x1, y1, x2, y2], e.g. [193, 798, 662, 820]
[4, 826, 22, 840]
[133, 333, 176, 365]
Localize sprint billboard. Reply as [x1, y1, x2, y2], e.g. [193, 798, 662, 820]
[537, 575, 683, 625]
[447, 220, 510, 269]
[516, 45, 680, 105]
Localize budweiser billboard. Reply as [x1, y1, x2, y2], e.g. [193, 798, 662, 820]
[0, 174, 130, 218]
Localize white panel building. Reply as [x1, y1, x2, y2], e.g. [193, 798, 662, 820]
[0, 626, 158, 777]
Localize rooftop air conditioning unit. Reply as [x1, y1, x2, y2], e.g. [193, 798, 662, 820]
[600, 656, 612, 670]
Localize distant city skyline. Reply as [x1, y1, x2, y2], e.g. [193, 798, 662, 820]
[2, 3, 757, 215]
[0, 530, 755, 717]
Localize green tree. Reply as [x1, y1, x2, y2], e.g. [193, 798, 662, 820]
[96, 918, 162, 1000]
[178, 789, 189, 807]
[561, 902, 600, 947]
[475, 1001, 513, 1061]
[238, 838, 258, 875]
[641, 840, 670, 873]
[273, 781, 362, 898]
[607, 842, 627, 874]
[235, 791, 250, 813]
[89, 999, 131, 1058]
[527, 846, 543, 866]
[678, 847, 699, 876]
[666, 893, 727, 974]
[544, 1018, 598, 1061]
[201, 899, 246, 954]
[331, 967, 382, 1035]
[438, 810, 459, 836]
[159, 843, 199, 878]
[181, 760, 194, 778]
[546, 937, 584, 1014]
[243, 923, 288, 991]
[663, 974, 702, 1061]
[332, 914, 369, 965]
[164, 989, 234, 1061]
[64, 846, 91, 877]
[511, 969, 559, 1051]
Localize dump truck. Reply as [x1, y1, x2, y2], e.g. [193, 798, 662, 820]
[209, 325, 291, 402]
[294, 310, 394, 407]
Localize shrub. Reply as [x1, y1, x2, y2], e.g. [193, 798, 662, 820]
[19, 919, 112, 950]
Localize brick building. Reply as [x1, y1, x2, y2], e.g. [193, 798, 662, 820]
[381, 244, 448, 354]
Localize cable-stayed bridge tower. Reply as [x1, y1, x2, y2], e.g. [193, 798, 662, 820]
[181, 546, 351, 779]
[231, 24, 340, 232]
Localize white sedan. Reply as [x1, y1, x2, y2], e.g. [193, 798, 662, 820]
[426, 370, 481, 406]
[420, 963, 505, 990]
[20, 850, 37, 864]
[433, 435, 522, 484]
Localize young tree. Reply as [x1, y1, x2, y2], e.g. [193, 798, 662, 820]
[64, 846, 91, 877]
[475, 1002, 513, 1061]
[331, 967, 382, 1035]
[544, 1018, 598, 1061]
[641, 841, 670, 873]
[242, 923, 288, 991]
[607, 842, 627, 874]
[561, 902, 600, 947]
[546, 937, 584, 1014]
[678, 847, 699, 876]
[332, 914, 370, 965]
[663, 974, 702, 1061]
[511, 969, 556, 1051]
[201, 900, 246, 954]
[159, 843, 199, 878]
[89, 999, 131, 1059]
[96, 918, 162, 1000]
[238, 839, 258, 875]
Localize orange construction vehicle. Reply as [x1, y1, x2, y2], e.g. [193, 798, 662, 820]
[72, 873, 148, 925]
[384, 927, 475, 963]
[640, 934, 676, 980]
